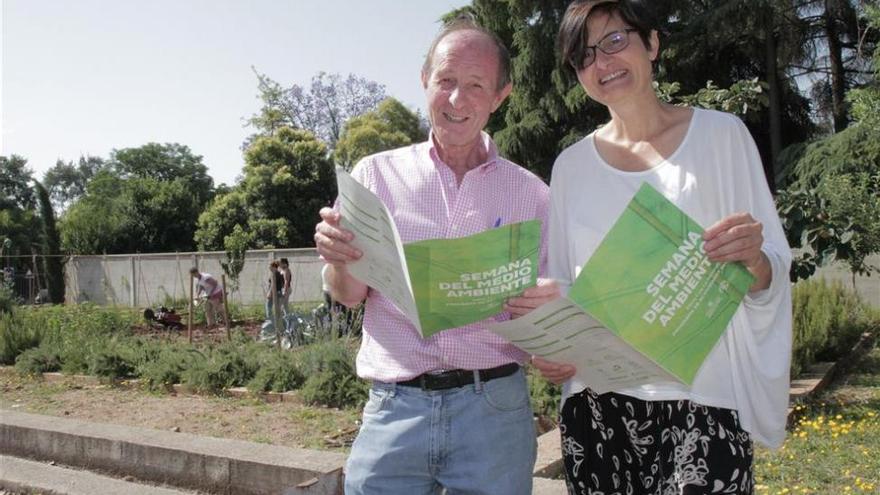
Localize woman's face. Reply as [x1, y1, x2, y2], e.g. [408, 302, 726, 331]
[575, 11, 658, 108]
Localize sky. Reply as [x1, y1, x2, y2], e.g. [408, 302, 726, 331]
[1, 0, 469, 186]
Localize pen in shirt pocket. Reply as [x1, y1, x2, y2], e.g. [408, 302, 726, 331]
[493, 217, 501, 228]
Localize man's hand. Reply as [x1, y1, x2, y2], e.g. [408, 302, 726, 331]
[531, 356, 576, 385]
[505, 278, 560, 318]
[703, 212, 771, 291]
[314, 207, 362, 266]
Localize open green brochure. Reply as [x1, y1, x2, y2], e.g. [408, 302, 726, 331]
[334, 167, 540, 338]
[488, 182, 754, 393]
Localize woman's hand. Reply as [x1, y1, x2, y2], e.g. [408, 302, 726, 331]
[703, 212, 771, 291]
[505, 278, 560, 318]
[531, 356, 576, 385]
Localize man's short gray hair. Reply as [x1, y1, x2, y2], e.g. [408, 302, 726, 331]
[421, 15, 511, 91]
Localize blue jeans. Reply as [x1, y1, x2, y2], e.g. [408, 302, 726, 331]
[344, 368, 536, 495]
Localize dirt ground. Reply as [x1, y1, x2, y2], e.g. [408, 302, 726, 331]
[0, 367, 361, 453]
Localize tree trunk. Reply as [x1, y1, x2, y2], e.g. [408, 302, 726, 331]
[825, 0, 848, 132]
[765, 14, 783, 190]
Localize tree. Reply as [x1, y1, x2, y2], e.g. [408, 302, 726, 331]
[220, 224, 251, 296]
[777, 6, 880, 281]
[247, 70, 387, 148]
[1, 155, 36, 211]
[445, 1, 790, 181]
[195, 127, 336, 250]
[0, 156, 41, 258]
[34, 181, 64, 303]
[109, 143, 214, 206]
[59, 143, 215, 254]
[334, 98, 427, 169]
[42, 155, 106, 211]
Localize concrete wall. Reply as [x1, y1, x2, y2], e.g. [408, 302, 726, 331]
[66, 248, 325, 307]
[813, 254, 879, 308]
[64, 250, 878, 309]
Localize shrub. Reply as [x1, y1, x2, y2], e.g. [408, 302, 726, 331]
[139, 346, 202, 391]
[791, 278, 876, 376]
[0, 286, 16, 314]
[0, 311, 42, 365]
[528, 367, 561, 419]
[89, 344, 139, 381]
[298, 339, 367, 408]
[247, 350, 304, 393]
[14, 346, 61, 374]
[180, 332, 261, 394]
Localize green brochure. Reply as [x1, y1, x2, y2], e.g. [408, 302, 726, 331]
[334, 166, 540, 339]
[567, 182, 754, 384]
[404, 220, 541, 337]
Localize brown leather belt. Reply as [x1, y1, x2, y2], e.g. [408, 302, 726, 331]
[396, 363, 520, 391]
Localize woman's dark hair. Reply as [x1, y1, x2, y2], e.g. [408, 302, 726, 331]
[558, 0, 659, 72]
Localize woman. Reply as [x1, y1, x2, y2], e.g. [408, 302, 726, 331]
[264, 260, 284, 321]
[532, 1, 792, 493]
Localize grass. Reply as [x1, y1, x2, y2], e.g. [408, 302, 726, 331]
[754, 345, 880, 494]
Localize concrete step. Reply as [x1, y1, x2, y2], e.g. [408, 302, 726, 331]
[0, 410, 346, 495]
[0, 455, 199, 495]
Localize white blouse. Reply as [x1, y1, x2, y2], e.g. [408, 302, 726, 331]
[548, 108, 793, 448]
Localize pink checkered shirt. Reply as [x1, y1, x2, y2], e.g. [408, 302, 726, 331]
[342, 132, 550, 382]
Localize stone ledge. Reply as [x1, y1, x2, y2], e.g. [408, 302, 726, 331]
[0, 410, 345, 495]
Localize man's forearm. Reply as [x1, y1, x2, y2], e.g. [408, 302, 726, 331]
[325, 264, 368, 307]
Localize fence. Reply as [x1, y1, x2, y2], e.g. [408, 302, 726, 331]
[1, 256, 51, 304]
[65, 248, 325, 307]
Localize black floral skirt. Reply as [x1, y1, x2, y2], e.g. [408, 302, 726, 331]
[559, 388, 754, 495]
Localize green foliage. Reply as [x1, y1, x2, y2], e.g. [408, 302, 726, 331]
[790, 278, 876, 376]
[777, 129, 880, 280]
[14, 345, 62, 375]
[59, 143, 214, 254]
[0, 311, 42, 365]
[196, 127, 335, 249]
[179, 332, 262, 394]
[787, 125, 880, 189]
[334, 98, 427, 169]
[656, 79, 769, 117]
[1, 155, 42, 260]
[42, 155, 107, 211]
[298, 339, 367, 408]
[138, 345, 202, 391]
[34, 181, 65, 303]
[246, 350, 304, 393]
[89, 343, 139, 380]
[0, 286, 16, 314]
[220, 224, 251, 294]
[527, 367, 561, 419]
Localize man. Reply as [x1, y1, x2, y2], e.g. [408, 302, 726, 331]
[314, 18, 552, 495]
[188, 267, 225, 329]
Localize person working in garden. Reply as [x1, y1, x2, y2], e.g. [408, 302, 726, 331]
[278, 257, 292, 316]
[189, 267, 226, 329]
[314, 16, 554, 495]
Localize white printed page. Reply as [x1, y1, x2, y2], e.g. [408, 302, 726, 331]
[488, 297, 678, 394]
[334, 168, 421, 332]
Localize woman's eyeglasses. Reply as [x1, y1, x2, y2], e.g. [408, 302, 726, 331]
[575, 28, 638, 70]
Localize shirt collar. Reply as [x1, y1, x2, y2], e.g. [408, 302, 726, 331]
[425, 130, 499, 175]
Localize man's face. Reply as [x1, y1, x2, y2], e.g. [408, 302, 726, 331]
[422, 30, 511, 153]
